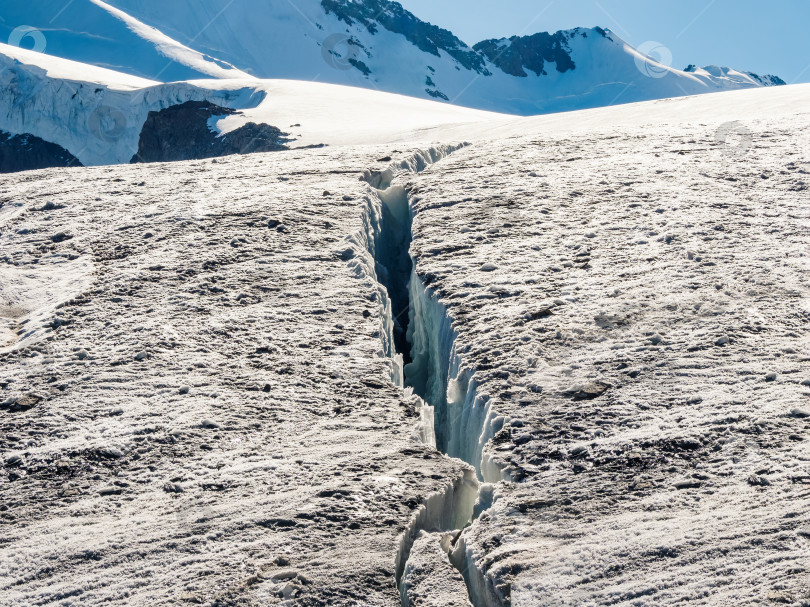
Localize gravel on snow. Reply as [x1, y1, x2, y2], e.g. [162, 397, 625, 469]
[1, 92, 809, 606]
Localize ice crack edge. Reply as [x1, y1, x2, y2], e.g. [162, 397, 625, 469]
[342, 144, 510, 607]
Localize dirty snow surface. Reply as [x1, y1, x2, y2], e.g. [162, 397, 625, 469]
[1, 85, 809, 606]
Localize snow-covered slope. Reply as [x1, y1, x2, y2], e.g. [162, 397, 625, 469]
[0, 82, 808, 607]
[2, 0, 784, 115]
[0, 0, 248, 81]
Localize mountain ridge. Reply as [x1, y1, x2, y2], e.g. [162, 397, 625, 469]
[1, 0, 784, 116]
[0, 0, 790, 172]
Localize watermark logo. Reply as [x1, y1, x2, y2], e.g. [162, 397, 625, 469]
[8, 26, 46, 53]
[714, 121, 753, 158]
[175, 500, 216, 530]
[87, 105, 127, 143]
[634, 41, 672, 79]
[798, 132, 810, 168]
[321, 34, 360, 71]
[724, 433, 764, 481]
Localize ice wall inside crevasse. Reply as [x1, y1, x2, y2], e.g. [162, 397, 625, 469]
[357, 145, 508, 606]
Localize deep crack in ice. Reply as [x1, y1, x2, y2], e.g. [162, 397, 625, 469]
[357, 144, 507, 607]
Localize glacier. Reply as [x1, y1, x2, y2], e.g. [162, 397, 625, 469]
[0, 42, 501, 169]
[0, 40, 808, 607]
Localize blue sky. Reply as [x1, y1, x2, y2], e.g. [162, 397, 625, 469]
[399, 0, 810, 84]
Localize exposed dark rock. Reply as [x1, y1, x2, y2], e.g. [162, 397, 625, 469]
[746, 72, 786, 86]
[348, 58, 372, 76]
[567, 381, 610, 400]
[525, 307, 553, 321]
[674, 479, 702, 490]
[474, 30, 577, 78]
[425, 89, 449, 101]
[131, 101, 291, 164]
[1, 394, 42, 413]
[0, 130, 81, 173]
[747, 475, 771, 487]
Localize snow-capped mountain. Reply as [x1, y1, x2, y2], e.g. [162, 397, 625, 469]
[0, 0, 248, 81]
[1, 0, 784, 116]
[0, 0, 789, 172]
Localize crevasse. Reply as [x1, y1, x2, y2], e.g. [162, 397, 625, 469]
[405, 277, 507, 483]
[347, 144, 509, 606]
[401, 246, 509, 607]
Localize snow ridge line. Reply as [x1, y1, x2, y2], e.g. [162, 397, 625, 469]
[341, 144, 509, 606]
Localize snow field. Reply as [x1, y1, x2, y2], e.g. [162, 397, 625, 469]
[0, 82, 808, 606]
[402, 99, 810, 604]
[0, 148, 474, 606]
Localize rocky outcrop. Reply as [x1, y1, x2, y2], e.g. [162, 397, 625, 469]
[130, 101, 291, 164]
[0, 130, 82, 173]
[747, 73, 786, 86]
[474, 30, 579, 78]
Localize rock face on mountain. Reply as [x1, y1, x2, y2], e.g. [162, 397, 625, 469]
[473, 28, 588, 78]
[0, 130, 82, 173]
[131, 101, 291, 163]
[747, 73, 787, 86]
